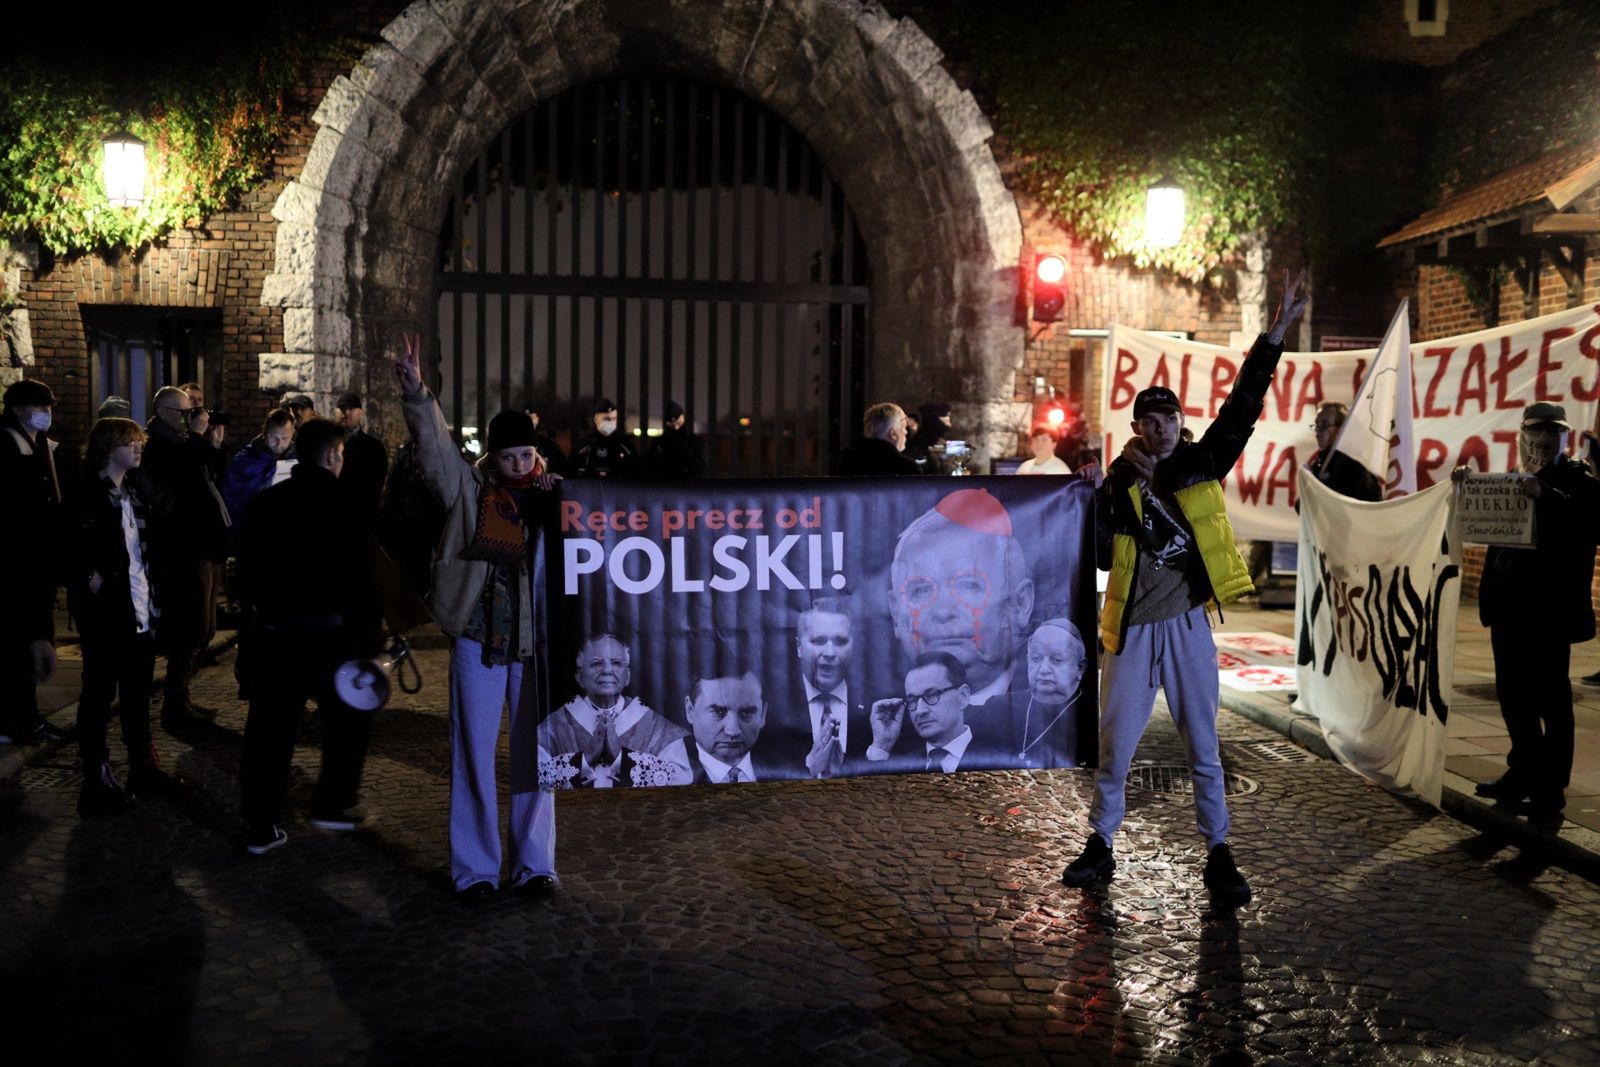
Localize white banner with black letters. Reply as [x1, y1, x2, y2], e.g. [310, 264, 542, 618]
[1293, 473, 1461, 806]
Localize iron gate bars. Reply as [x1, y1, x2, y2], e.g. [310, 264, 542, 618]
[433, 76, 870, 475]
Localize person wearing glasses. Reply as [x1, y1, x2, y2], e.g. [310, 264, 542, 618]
[1302, 402, 1381, 503]
[141, 385, 231, 732]
[864, 652, 1007, 774]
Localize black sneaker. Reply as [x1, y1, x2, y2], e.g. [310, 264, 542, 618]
[1203, 843, 1252, 908]
[0, 718, 72, 745]
[245, 825, 289, 855]
[78, 763, 131, 818]
[1062, 834, 1116, 886]
[514, 875, 557, 898]
[457, 881, 497, 906]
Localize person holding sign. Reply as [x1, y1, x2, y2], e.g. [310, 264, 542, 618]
[1453, 402, 1600, 819]
[394, 333, 562, 904]
[1063, 271, 1310, 909]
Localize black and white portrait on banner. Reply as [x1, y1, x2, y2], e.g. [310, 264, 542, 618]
[536, 477, 1098, 789]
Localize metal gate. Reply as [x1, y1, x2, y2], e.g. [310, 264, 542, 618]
[433, 76, 871, 475]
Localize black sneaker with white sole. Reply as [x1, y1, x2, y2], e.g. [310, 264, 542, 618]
[1203, 842, 1252, 908]
[1062, 834, 1116, 886]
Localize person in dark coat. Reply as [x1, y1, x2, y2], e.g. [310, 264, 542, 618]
[140, 385, 231, 730]
[1302, 402, 1382, 503]
[570, 397, 642, 478]
[221, 407, 295, 527]
[905, 401, 953, 474]
[335, 391, 389, 527]
[1457, 402, 1600, 818]
[65, 417, 182, 814]
[646, 400, 707, 479]
[237, 418, 384, 854]
[0, 378, 68, 746]
[836, 402, 918, 477]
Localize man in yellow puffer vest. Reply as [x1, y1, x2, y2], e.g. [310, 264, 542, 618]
[1063, 271, 1310, 909]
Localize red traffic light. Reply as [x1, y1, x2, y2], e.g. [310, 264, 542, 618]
[1032, 253, 1066, 323]
[1045, 406, 1066, 426]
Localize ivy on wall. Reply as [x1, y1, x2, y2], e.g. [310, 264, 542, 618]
[928, 0, 1429, 281]
[0, 2, 342, 257]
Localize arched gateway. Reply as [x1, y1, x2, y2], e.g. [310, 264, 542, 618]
[261, 0, 1023, 467]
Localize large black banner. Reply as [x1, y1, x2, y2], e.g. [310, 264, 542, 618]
[535, 477, 1097, 789]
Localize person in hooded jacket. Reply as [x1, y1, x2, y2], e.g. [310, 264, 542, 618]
[394, 333, 562, 904]
[65, 417, 183, 814]
[0, 378, 69, 747]
[221, 407, 296, 527]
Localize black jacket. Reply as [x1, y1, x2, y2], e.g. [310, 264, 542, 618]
[238, 463, 383, 651]
[571, 430, 642, 479]
[1302, 448, 1382, 505]
[341, 428, 389, 527]
[1096, 334, 1285, 567]
[140, 418, 230, 565]
[836, 438, 919, 477]
[63, 471, 158, 641]
[1479, 454, 1600, 643]
[0, 412, 62, 642]
[646, 426, 706, 479]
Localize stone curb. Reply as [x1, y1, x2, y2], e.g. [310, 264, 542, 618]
[0, 631, 239, 784]
[1217, 686, 1600, 886]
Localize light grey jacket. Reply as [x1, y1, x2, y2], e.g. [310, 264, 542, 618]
[401, 388, 537, 660]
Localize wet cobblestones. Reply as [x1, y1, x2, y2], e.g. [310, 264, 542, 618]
[3, 643, 1600, 1063]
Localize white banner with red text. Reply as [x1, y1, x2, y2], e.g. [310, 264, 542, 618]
[1104, 305, 1600, 540]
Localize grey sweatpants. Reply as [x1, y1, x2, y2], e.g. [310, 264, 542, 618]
[1090, 604, 1230, 848]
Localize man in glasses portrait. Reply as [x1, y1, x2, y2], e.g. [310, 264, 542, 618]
[863, 651, 1008, 774]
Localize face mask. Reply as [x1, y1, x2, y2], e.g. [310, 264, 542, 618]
[1518, 428, 1565, 473]
[598, 419, 618, 436]
[23, 410, 51, 434]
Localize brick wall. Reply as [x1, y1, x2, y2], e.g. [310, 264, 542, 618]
[1346, 0, 1565, 67]
[14, 10, 385, 468]
[1413, 190, 1600, 617]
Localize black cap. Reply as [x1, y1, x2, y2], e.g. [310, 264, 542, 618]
[594, 397, 618, 415]
[336, 391, 362, 410]
[665, 400, 685, 421]
[285, 393, 315, 410]
[487, 410, 537, 453]
[1132, 386, 1181, 419]
[3, 378, 54, 409]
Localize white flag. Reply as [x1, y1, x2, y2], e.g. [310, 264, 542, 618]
[1331, 300, 1417, 497]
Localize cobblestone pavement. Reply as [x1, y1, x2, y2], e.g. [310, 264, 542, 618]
[4, 644, 1600, 1065]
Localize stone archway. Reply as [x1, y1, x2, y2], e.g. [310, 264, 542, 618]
[261, 0, 1023, 464]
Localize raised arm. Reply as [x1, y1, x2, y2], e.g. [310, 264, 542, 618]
[393, 332, 473, 511]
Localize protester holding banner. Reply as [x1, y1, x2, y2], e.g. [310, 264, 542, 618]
[1303, 402, 1381, 503]
[394, 334, 561, 903]
[1455, 402, 1600, 819]
[1063, 271, 1310, 908]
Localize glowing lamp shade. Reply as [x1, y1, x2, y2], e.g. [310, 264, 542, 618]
[1144, 175, 1184, 250]
[1035, 253, 1066, 285]
[102, 132, 147, 208]
[1045, 406, 1066, 426]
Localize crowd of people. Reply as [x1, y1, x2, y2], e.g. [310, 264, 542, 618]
[5, 266, 1597, 914]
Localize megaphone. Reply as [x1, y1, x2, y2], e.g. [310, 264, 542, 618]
[334, 635, 423, 711]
